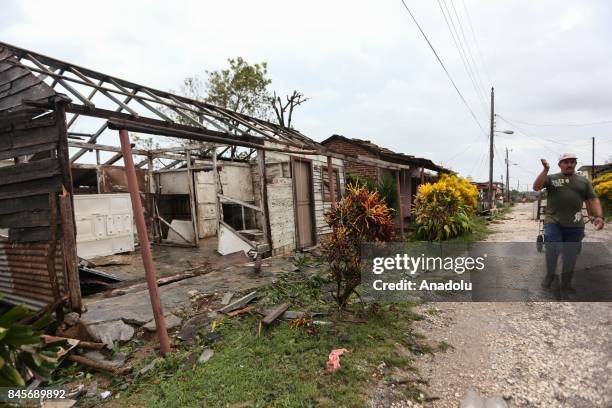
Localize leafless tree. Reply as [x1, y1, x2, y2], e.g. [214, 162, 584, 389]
[272, 90, 309, 129]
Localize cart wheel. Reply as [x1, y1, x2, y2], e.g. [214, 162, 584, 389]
[536, 234, 544, 252]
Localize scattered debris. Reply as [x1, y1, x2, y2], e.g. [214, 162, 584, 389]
[107, 270, 206, 297]
[262, 303, 289, 326]
[87, 320, 134, 348]
[137, 358, 162, 377]
[202, 331, 223, 346]
[143, 314, 182, 332]
[325, 348, 350, 373]
[64, 312, 81, 326]
[178, 313, 212, 345]
[100, 390, 112, 400]
[89, 254, 133, 267]
[66, 354, 132, 375]
[198, 348, 214, 364]
[221, 292, 234, 305]
[287, 310, 320, 319]
[226, 306, 255, 318]
[218, 291, 258, 314]
[290, 317, 313, 329]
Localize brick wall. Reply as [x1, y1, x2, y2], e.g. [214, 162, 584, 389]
[322, 139, 379, 181]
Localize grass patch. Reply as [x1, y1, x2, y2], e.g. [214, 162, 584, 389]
[125, 303, 419, 407]
[114, 271, 424, 407]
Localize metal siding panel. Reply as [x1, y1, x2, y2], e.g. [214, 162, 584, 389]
[0, 241, 67, 310]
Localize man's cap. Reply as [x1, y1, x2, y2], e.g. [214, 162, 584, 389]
[558, 153, 577, 163]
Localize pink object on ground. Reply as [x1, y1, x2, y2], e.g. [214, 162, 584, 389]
[326, 348, 350, 373]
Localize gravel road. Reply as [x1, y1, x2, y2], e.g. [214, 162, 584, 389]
[370, 203, 612, 408]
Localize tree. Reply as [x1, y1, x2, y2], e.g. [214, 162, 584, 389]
[271, 90, 309, 129]
[205, 57, 272, 120]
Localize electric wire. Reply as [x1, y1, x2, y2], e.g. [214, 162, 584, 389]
[399, 0, 487, 136]
[502, 116, 612, 127]
[437, 0, 488, 113]
[448, 0, 489, 100]
[461, 0, 493, 86]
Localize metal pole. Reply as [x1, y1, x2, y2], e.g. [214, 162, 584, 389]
[489, 87, 494, 211]
[505, 148, 510, 203]
[327, 156, 336, 208]
[118, 129, 171, 355]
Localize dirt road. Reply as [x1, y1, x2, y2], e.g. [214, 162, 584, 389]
[409, 203, 612, 407]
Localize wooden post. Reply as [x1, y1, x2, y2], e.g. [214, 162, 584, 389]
[420, 167, 425, 184]
[212, 148, 220, 235]
[118, 129, 170, 355]
[54, 101, 81, 312]
[257, 149, 272, 252]
[186, 150, 199, 246]
[327, 156, 336, 208]
[46, 193, 61, 303]
[59, 188, 82, 312]
[396, 170, 404, 233]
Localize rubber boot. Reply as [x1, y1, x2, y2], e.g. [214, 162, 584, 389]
[560, 273, 573, 301]
[541, 272, 554, 289]
[564, 270, 576, 294]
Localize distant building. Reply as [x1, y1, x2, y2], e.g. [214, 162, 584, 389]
[321, 134, 449, 225]
[578, 163, 612, 180]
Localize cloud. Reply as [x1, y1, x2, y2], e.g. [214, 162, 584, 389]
[1, 0, 611, 181]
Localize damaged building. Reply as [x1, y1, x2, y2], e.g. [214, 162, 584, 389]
[0, 41, 346, 314]
[321, 135, 449, 229]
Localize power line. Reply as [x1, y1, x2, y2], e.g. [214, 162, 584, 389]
[461, 0, 493, 86]
[497, 116, 562, 155]
[500, 115, 612, 147]
[448, 0, 489, 99]
[399, 0, 487, 136]
[502, 116, 612, 127]
[436, 0, 488, 113]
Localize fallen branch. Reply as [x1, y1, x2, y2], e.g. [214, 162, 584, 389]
[66, 354, 132, 375]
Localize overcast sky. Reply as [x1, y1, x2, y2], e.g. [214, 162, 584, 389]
[3, 0, 612, 187]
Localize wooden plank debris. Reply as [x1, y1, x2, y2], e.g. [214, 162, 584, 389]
[262, 303, 289, 326]
[226, 306, 255, 318]
[218, 291, 258, 314]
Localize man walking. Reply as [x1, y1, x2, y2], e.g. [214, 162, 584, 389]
[533, 153, 605, 300]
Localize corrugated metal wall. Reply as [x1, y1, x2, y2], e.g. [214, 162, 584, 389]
[0, 242, 66, 310]
[0, 51, 80, 311]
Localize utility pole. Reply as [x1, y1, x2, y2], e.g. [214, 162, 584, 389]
[488, 87, 494, 211]
[505, 148, 510, 203]
[592, 136, 595, 179]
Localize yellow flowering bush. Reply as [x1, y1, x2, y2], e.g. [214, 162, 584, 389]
[413, 174, 478, 240]
[593, 172, 612, 217]
[593, 173, 612, 200]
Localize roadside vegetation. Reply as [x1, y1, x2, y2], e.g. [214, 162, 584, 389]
[412, 174, 479, 241]
[125, 282, 423, 407]
[593, 173, 612, 220]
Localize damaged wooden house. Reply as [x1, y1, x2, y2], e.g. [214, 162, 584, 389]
[321, 135, 449, 230]
[0, 41, 347, 313]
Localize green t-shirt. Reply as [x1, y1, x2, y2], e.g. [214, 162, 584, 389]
[544, 173, 596, 227]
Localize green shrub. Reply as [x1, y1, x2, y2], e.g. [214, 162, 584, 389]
[0, 305, 67, 386]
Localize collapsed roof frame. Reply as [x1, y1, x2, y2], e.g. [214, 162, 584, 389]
[0, 41, 322, 165]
